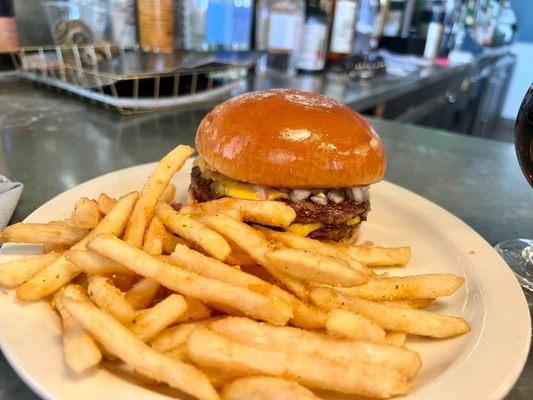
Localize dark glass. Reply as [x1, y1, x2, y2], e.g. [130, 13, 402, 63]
[0, 0, 15, 17]
[515, 84, 533, 187]
[296, 0, 329, 72]
[495, 84, 533, 292]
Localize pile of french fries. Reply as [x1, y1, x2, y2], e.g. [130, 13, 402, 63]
[0, 144, 471, 400]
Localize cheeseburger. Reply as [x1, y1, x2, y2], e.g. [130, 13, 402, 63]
[189, 89, 386, 242]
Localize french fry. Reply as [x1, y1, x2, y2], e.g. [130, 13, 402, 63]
[113, 274, 136, 292]
[200, 215, 326, 328]
[176, 297, 212, 322]
[142, 216, 166, 255]
[162, 231, 183, 254]
[199, 367, 237, 390]
[338, 244, 411, 267]
[271, 271, 310, 301]
[65, 249, 134, 276]
[156, 202, 231, 261]
[221, 376, 321, 400]
[96, 193, 117, 215]
[0, 223, 88, 246]
[16, 192, 138, 301]
[124, 145, 194, 248]
[151, 323, 236, 390]
[259, 227, 374, 277]
[58, 285, 219, 400]
[125, 277, 160, 310]
[207, 316, 420, 378]
[182, 198, 296, 228]
[265, 248, 368, 287]
[188, 326, 409, 399]
[169, 244, 325, 329]
[310, 287, 471, 338]
[169, 244, 285, 299]
[87, 275, 136, 325]
[200, 214, 308, 299]
[225, 250, 257, 267]
[131, 294, 187, 341]
[240, 264, 277, 284]
[87, 234, 293, 325]
[334, 274, 464, 300]
[379, 298, 436, 309]
[286, 300, 327, 330]
[71, 198, 101, 229]
[151, 318, 220, 353]
[325, 309, 386, 343]
[149, 318, 235, 389]
[0, 252, 60, 288]
[200, 215, 269, 263]
[160, 183, 177, 204]
[42, 243, 68, 254]
[385, 332, 407, 347]
[51, 287, 102, 373]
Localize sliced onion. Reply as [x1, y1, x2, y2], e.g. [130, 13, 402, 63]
[310, 192, 328, 205]
[251, 184, 267, 192]
[327, 190, 345, 204]
[290, 189, 312, 202]
[257, 189, 268, 200]
[251, 185, 268, 200]
[350, 187, 367, 203]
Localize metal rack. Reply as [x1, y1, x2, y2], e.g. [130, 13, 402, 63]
[9, 45, 249, 114]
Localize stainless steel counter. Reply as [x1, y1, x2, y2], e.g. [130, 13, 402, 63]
[0, 77, 531, 399]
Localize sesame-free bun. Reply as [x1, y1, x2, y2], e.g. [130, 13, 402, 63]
[195, 89, 386, 188]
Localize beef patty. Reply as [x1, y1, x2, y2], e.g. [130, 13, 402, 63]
[189, 166, 370, 241]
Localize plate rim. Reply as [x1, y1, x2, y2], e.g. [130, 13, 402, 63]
[0, 160, 530, 400]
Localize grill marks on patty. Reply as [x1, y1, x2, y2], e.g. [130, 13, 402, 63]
[189, 166, 370, 241]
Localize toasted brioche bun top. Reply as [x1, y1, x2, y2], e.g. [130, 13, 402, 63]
[195, 89, 386, 188]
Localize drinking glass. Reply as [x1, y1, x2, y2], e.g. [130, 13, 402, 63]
[494, 84, 533, 291]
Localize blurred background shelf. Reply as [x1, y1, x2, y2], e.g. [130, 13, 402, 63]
[1, 0, 531, 140]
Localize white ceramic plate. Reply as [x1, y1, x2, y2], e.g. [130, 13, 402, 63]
[0, 160, 530, 400]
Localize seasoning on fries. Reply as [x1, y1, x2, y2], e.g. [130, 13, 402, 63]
[0, 142, 471, 399]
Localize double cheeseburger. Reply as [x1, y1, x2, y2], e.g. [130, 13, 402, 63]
[189, 89, 386, 243]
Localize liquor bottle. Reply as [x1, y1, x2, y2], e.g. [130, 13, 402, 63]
[255, 0, 305, 77]
[353, 0, 380, 55]
[231, 0, 254, 50]
[296, 0, 329, 72]
[492, 0, 516, 46]
[109, 0, 137, 47]
[178, 0, 208, 51]
[205, 0, 233, 50]
[438, 0, 460, 57]
[423, 5, 444, 59]
[137, 0, 174, 51]
[0, 0, 19, 53]
[327, 0, 359, 65]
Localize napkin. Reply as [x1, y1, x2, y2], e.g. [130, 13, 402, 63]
[0, 176, 23, 230]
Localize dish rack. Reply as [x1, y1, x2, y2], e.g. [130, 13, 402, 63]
[9, 45, 250, 114]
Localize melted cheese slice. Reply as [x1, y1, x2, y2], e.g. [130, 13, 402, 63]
[202, 166, 289, 201]
[346, 216, 361, 226]
[285, 216, 361, 237]
[285, 223, 324, 236]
